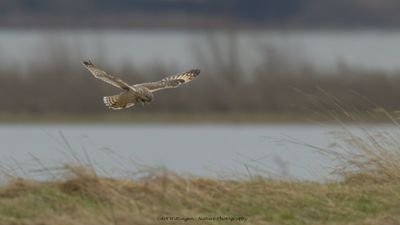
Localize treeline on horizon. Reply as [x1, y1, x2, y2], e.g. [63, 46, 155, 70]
[1, 38, 400, 115]
[1, 0, 400, 28]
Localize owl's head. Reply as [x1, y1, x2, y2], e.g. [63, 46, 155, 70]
[138, 91, 154, 105]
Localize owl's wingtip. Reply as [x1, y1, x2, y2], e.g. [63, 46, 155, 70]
[190, 68, 201, 76]
[82, 60, 93, 66]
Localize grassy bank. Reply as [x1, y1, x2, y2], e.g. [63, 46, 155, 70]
[0, 112, 309, 124]
[2, 111, 400, 225]
[1, 167, 400, 225]
[3, 120, 400, 225]
[0, 111, 396, 124]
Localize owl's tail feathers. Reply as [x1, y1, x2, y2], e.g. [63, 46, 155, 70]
[103, 94, 122, 110]
[103, 94, 135, 110]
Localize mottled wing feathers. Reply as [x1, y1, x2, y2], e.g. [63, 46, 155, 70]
[161, 69, 200, 84]
[134, 80, 181, 92]
[82, 61, 131, 90]
[136, 69, 200, 92]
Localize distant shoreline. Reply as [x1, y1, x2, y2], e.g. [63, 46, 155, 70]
[0, 112, 395, 124]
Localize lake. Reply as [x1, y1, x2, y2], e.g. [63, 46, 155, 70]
[2, 29, 400, 74]
[0, 123, 395, 181]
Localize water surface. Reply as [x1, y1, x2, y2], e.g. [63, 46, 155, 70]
[2, 30, 400, 73]
[0, 123, 380, 181]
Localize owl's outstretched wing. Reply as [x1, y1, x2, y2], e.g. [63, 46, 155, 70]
[82, 60, 132, 91]
[134, 69, 200, 92]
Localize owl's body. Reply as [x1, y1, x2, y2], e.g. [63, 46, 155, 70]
[82, 61, 200, 110]
[103, 88, 154, 109]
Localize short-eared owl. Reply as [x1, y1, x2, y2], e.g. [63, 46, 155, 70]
[82, 61, 200, 110]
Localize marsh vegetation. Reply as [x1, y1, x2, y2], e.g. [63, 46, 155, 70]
[2, 112, 400, 225]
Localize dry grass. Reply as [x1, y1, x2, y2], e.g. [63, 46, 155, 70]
[0, 163, 400, 225]
[2, 124, 400, 225]
[3, 98, 400, 224]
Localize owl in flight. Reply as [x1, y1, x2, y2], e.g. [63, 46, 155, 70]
[82, 61, 200, 110]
